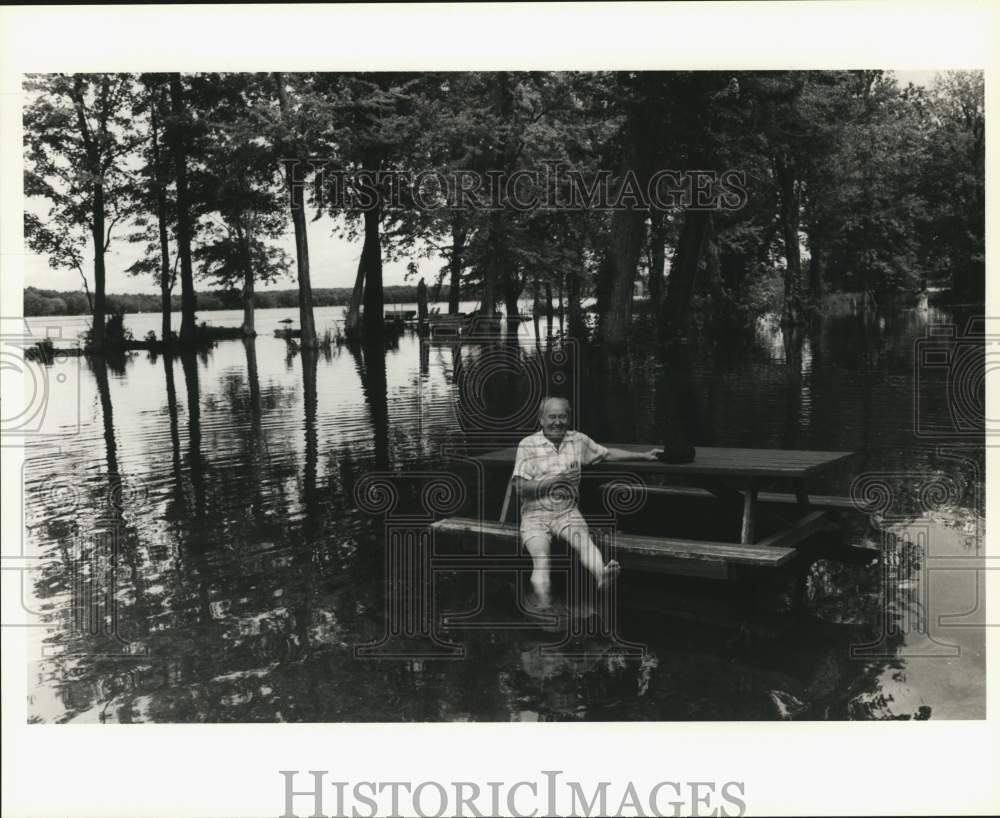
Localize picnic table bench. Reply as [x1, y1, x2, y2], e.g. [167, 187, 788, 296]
[431, 444, 857, 580]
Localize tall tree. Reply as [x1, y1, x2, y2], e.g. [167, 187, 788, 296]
[123, 77, 178, 346]
[166, 73, 200, 342]
[24, 73, 137, 350]
[323, 72, 425, 338]
[274, 72, 319, 348]
[196, 74, 290, 336]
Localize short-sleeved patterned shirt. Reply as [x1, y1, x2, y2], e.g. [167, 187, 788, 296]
[512, 430, 609, 515]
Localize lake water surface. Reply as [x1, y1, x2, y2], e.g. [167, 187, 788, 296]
[22, 302, 985, 722]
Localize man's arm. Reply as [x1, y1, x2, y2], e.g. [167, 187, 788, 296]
[603, 446, 663, 462]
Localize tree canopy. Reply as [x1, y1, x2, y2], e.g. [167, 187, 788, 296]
[24, 70, 985, 347]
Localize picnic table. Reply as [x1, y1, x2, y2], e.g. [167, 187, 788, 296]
[432, 444, 857, 580]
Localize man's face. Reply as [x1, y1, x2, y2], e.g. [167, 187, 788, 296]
[539, 400, 569, 442]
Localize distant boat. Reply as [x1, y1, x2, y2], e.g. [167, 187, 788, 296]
[278, 318, 294, 324]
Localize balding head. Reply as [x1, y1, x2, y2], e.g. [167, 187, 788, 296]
[537, 397, 571, 443]
[537, 397, 571, 421]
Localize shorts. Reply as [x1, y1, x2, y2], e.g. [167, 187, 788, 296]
[520, 506, 593, 551]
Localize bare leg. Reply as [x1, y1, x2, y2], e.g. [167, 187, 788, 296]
[522, 532, 553, 606]
[558, 510, 620, 588]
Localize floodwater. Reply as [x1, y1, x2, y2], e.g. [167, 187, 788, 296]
[22, 301, 986, 722]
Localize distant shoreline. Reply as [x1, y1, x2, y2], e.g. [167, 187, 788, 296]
[23, 285, 453, 318]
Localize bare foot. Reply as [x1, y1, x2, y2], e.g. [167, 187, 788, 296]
[597, 560, 621, 589]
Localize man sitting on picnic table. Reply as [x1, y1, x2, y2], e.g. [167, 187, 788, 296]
[513, 397, 662, 608]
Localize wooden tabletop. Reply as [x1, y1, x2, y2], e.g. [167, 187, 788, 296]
[475, 443, 856, 479]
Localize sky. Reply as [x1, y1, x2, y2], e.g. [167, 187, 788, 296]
[23, 69, 941, 296]
[24, 208, 443, 296]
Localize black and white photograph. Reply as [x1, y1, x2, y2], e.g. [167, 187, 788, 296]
[1, 3, 996, 818]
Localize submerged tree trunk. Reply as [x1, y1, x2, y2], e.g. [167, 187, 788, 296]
[168, 74, 197, 343]
[448, 223, 466, 314]
[660, 210, 710, 339]
[275, 73, 318, 348]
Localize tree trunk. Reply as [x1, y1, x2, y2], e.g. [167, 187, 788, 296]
[361, 205, 384, 337]
[168, 74, 197, 343]
[70, 75, 106, 351]
[648, 210, 667, 311]
[544, 283, 553, 318]
[480, 216, 502, 317]
[502, 266, 521, 324]
[775, 153, 803, 324]
[149, 94, 173, 346]
[567, 255, 586, 338]
[416, 278, 428, 324]
[660, 210, 710, 340]
[703, 215, 737, 322]
[241, 236, 256, 336]
[90, 183, 107, 351]
[599, 208, 647, 350]
[720, 249, 749, 301]
[274, 73, 318, 348]
[448, 224, 466, 314]
[598, 91, 658, 350]
[808, 235, 825, 299]
[479, 72, 514, 320]
[288, 171, 318, 347]
[346, 251, 365, 337]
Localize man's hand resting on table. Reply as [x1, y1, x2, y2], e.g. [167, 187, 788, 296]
[604, 447, 664, 462]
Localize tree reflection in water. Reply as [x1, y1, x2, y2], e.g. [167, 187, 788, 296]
[23, 304, 985, 722]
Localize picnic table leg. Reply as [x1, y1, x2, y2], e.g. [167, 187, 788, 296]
[740, 481, 758, 544]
